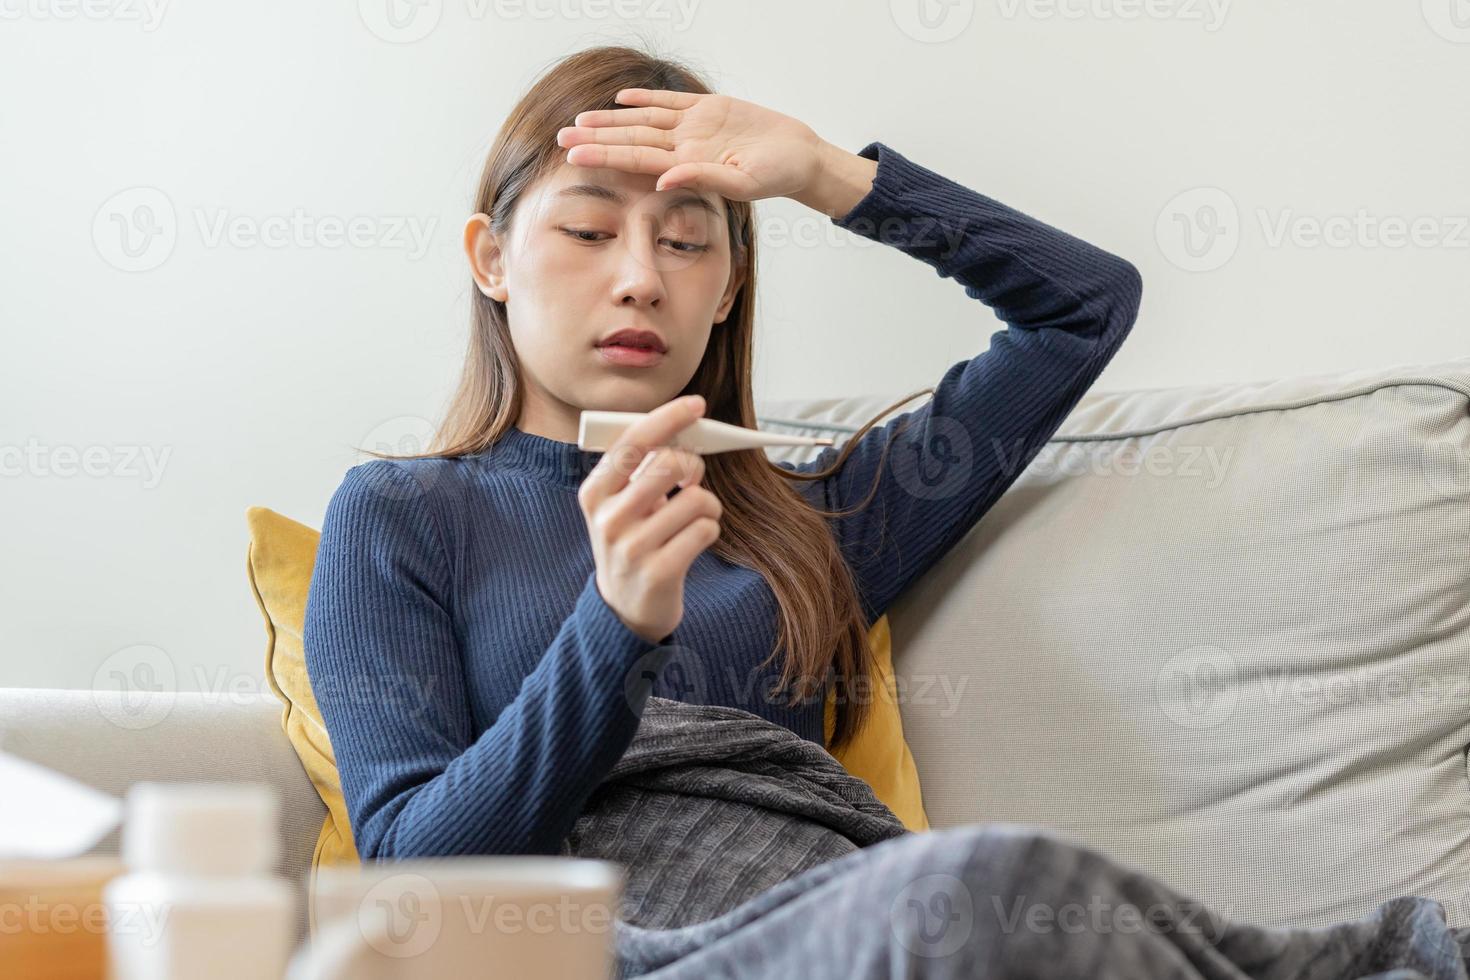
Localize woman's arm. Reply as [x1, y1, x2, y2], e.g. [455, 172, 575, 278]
[303, 460, 672, 859]
[782, 141, 1143, 626]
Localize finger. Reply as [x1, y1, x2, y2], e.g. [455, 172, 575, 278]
[558, 125, 675, 152]
[583, 396, 704, 501]
[623, 485, 720, 560]
[656, 161, 763, 199]
[565, 143, 676, 175]
[600, 449, 702, 539]
[588, 446, 696, 531]
[648, 451, 705, 513]
[631, 445, 703, 486]
[615, 88, 702, 111]
[623, 447, 702, 508]
[652, 516, 721, 574]
[574, 106, 681, 130]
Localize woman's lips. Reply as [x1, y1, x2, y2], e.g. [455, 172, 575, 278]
[596, 344, 665, 368]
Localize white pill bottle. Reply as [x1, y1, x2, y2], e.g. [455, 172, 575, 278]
[103, 782, 294, 980]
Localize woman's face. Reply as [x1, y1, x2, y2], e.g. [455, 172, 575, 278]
[463, 159, 745, 442]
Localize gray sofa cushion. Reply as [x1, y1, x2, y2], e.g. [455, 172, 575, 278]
[0, 688, 325, 946]
[757, 355, 1470, 929]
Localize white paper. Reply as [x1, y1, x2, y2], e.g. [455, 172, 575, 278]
[0, 751, 123, 859]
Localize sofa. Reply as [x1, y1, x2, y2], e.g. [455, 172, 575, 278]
[5, 354, 1469, 952]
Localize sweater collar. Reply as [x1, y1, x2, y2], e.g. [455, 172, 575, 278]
[487, 424, 605, 488]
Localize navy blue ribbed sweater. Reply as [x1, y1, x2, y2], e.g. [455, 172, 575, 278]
[302, 140, 1143, 861]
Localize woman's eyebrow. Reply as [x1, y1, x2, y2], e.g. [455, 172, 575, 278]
[554, 183, 720, 219]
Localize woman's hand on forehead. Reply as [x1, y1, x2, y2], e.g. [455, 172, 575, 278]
[554, 89, 831, 207]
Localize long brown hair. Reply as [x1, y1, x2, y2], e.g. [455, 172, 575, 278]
[367, 42, 932, 753]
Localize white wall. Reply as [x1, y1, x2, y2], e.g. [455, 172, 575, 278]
[2, 1, 1466, 692]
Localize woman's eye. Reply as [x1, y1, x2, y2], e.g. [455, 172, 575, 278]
[661, 238, 709, 254]
[559, 227, 708, 253]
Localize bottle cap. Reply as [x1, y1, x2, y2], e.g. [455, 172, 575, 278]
[121, 782, 280, 876]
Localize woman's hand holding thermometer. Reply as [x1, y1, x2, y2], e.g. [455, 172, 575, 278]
[577, 395, 722, 645]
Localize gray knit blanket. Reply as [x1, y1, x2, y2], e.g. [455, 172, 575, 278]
[558, 695, 912, 931]
[563, 697, 1470, 980]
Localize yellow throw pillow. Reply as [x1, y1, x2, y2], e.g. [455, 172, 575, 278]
[244, 508, 358, 940]
[246, 505, 932, 928]
[823, 613, 930, 832]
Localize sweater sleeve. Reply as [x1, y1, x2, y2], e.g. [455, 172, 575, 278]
[302, 459, 673, 860]
[782, 141, 1143, 626]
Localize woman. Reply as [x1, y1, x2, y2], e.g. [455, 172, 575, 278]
[302, 44, 1470, 978]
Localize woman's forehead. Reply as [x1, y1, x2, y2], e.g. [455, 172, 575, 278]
[535, 162, 724, 218]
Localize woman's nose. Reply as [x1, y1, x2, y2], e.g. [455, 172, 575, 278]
[612, 230, 667, 307]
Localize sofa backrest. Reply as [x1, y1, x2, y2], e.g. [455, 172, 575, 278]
[4, 355, 1466, 946]
[756, 355, 1470, 929]
[0, 687, 326, 947]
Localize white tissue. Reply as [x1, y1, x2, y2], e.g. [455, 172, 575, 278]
[0, 751, 123, 859]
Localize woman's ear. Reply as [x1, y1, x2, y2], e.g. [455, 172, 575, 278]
[713, 262, 747, 324]
[463, 213, 508, 302]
